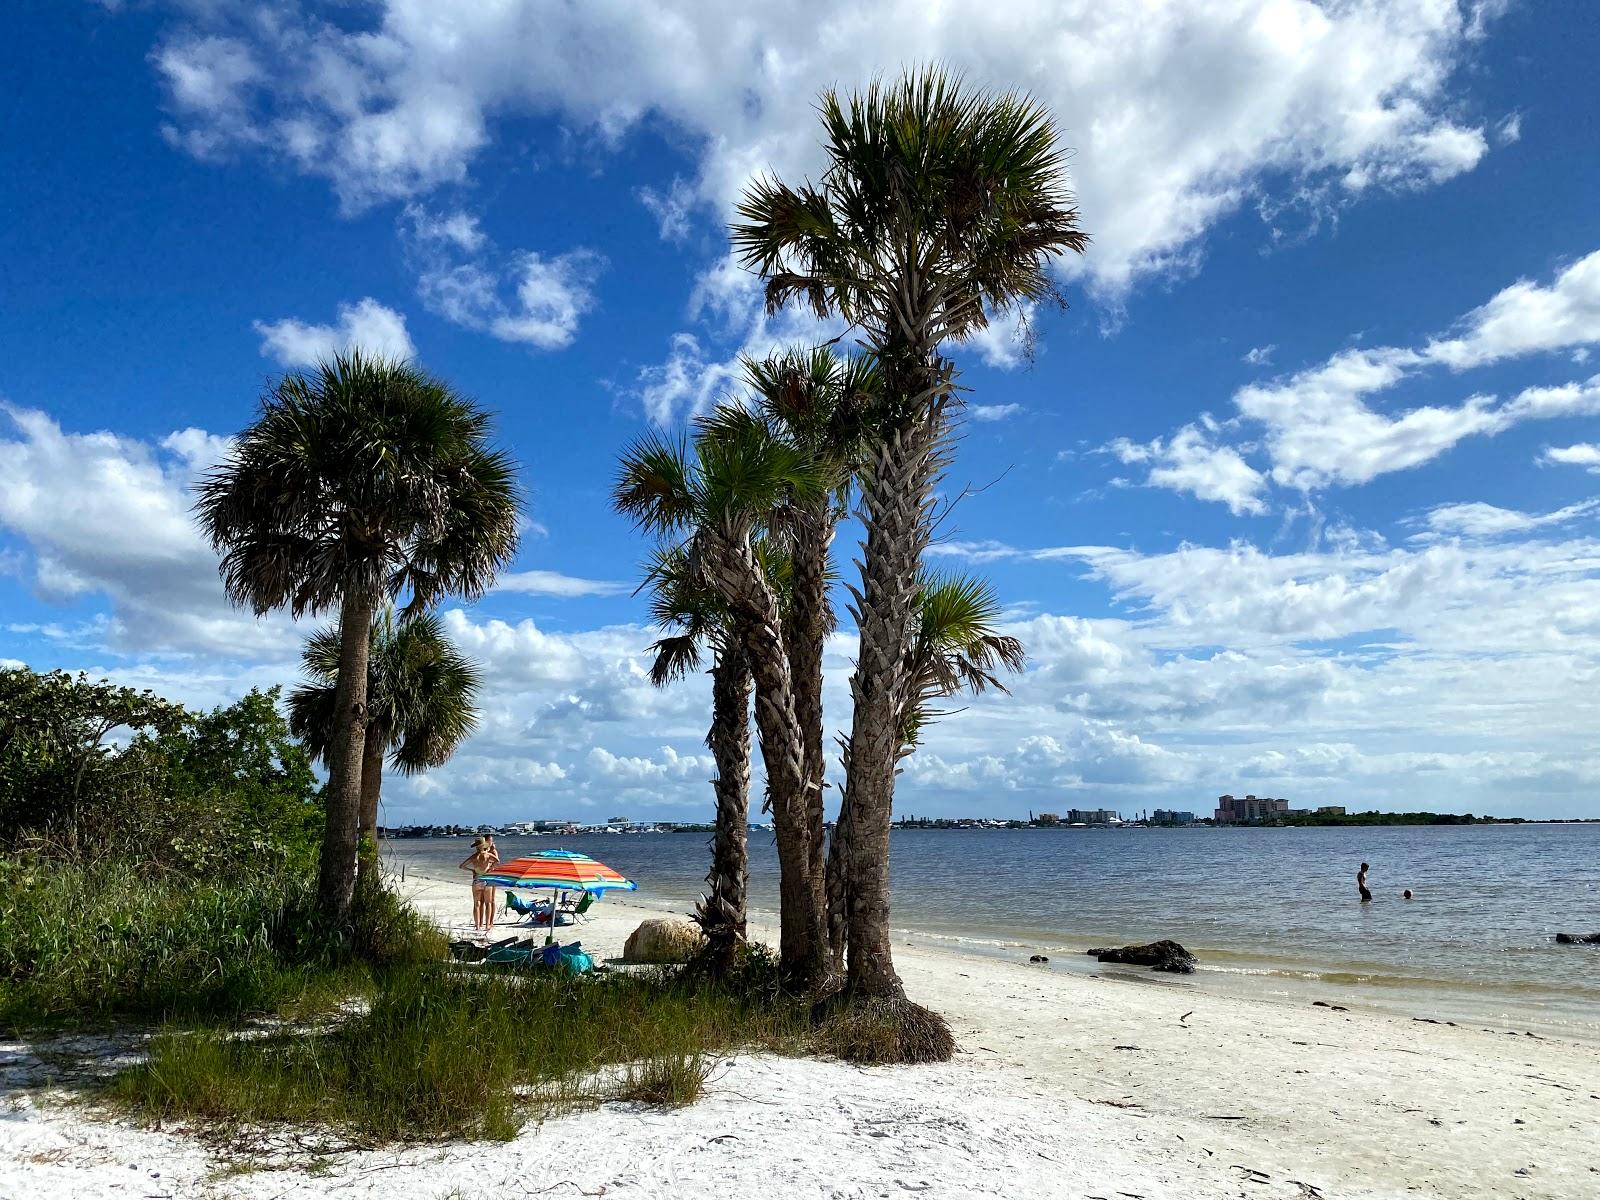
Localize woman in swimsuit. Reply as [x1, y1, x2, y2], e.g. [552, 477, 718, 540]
[459, 837, 499, 932]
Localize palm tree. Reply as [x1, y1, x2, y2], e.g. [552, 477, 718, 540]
[732, 67, 1088, 1002]
[288, 608, 482, 882]
[195, 353, 519, 924]
[614, 419, 831, 988]
[825, 572, 1024, 967]
[703, 349, 877, 923]
[641, 545, 752, 970]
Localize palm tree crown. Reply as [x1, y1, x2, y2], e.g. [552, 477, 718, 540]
[900, 571, 1025, 749]
[732, 66, 1089, 382]
[194, 351, 520, 618]
[289, 608, 482, 775]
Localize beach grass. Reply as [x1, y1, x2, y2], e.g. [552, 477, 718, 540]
[0, 859, 445, 1032]
[109, 961, 809, 1142]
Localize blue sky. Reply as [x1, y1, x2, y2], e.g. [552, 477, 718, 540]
[4, 1, 1600, 822]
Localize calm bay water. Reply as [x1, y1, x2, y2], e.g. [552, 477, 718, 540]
[384, 823, 1600, 1037]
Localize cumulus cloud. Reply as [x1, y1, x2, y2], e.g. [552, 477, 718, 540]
[401, 206, 605, 350]
[147, 1, 1501, 294]
[1542, 443, 1600, 473]
[0, 405, 295, 658]
[1243, 345, 1275, 366]
[1106, 425, 1269, 515]
[254, 298, 416, 367]
[1110, 250, 1600, 504]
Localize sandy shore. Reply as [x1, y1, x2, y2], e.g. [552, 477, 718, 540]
[4, 870, 1596, 1200]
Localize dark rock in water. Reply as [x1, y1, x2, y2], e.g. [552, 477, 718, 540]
[1554, 931, 1600, 945]
[1085, 939, 1197, 974]
[1028, 954, 1050, 964]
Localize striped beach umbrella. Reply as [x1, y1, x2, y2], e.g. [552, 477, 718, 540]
[479, 849, 638, 894]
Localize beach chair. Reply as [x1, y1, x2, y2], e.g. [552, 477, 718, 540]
[570, 891, 597, 924]
[504, 891, 546, 923]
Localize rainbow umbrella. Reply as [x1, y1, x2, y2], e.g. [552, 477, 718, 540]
[479, 850, 637, 944]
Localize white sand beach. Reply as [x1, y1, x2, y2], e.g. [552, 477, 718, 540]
[4, 872, 1596, 1200]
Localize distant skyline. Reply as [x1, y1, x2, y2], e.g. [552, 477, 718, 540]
[4, 2, 1600, 823]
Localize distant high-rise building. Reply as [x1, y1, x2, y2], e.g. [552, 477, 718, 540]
[1213, 794, 1292, 824]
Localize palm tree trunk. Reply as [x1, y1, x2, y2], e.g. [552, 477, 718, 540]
[317, 588, 373, 925]
[787, 499, 832, 924]
[705, 533, 827, 989]
[355, 729, 384, 884]
[697, 642, 752, 969]
[843, 400, 950, 997]
[824, 736, 854, 972]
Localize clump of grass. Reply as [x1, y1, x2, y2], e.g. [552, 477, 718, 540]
[812, 994, 955, 1065]
[0, 858, 444, 1032]
[613, 1053, 712, 1107]
[110, 963, 809, 1142]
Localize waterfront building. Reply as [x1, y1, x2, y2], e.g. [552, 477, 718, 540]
[1214, 794, 1294, 824]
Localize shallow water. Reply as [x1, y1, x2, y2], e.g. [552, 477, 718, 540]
[384, 823, 1600, 1037]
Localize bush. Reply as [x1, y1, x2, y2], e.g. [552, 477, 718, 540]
[0, 856, 444, 1031]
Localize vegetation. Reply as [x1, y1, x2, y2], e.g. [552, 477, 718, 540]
[615, 410, 833, 987]
[732, 67, 1088, 1014]
[112, 964, 807, 1142]
[640, 544, 753, 970]
[0, 668, 441, 1030]
[1273, 810, 1510, 827]
[290, 608, 482, 881]
[195, 352, 520, 926]
[827, 572, 1025, 968]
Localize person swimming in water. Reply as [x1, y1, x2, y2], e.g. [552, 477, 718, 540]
[1357, 861, 1373, 902]
[1402, 889, 1414, 900]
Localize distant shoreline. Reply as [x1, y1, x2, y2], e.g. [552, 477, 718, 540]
[383, 816, 1598, 839]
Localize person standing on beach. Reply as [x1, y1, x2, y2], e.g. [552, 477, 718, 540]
[459, 837, 498, 932]
[1357, 861, 1373, 903]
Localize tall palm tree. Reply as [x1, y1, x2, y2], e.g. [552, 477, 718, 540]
[641, 545, 752, 970]
[614, 419, 831, 988]
[826, 572, 1025, 969]
[195, 353, 519, 924]
[288, 608, 483, 882]
[703, 349, 877, 922]
[733, 67, 1088, 1001]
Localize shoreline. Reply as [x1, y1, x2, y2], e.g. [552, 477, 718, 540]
[5, 868, 1597, 1199]
[392, 852, 1600, 1046]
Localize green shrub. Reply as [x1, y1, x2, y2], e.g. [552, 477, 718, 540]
[0, 857, 443, 1031]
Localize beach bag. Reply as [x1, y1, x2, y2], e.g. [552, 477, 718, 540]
[540, 941, 594, 974]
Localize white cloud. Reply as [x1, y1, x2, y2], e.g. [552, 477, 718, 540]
[1117, 251, 1600, 503]
[638, 178, 697, 241]
[254, 298, 416, 367]
[147, 1, 1502, 294]
[401, 206, 605, 350]
[493, 570, 630, 598]
[1423, 249, 1600, 370]
[1541, 443, 1600, 473]
[631, 262, 842, 425]
[0, 406, 298, 658]
[969, 404, 1023, 423]
[1243, 345, 1275, 365]
[1107, 425, 1269, 515]
[962, 305, 1036, 370]
[1417, 500, 1600, 539]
